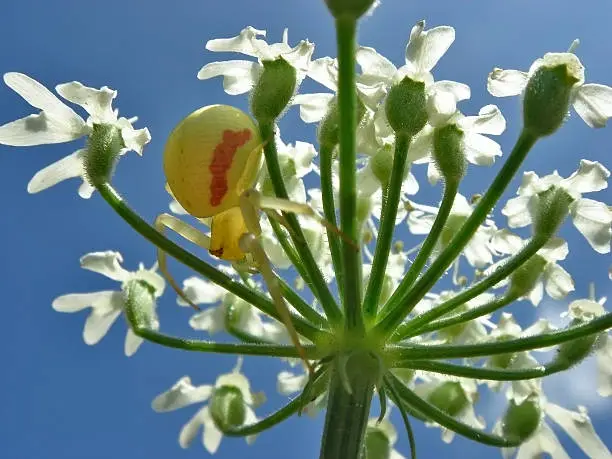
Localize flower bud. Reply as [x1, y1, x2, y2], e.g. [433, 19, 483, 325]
[508, 255, 547, 298]
[385, 77, 428, 137]
[85, 123, 124, 187]
[370, 144, 394, 187]
[361, 427, 390, 459]
[318, 95, 366, 149]
[251, 58, 297, 123]
[432, 124, 467, 186]
[426, 381, 469, 417]
[532, 187, 574, 240]
[324, 0, 377, 19]
[209, 386, 246, 432]
[501, 398, 541, 443]
[440, 214, 467, 248]
[123, 279, 159, 330]
[523, 54, 583, 137]
[553, 319, 604, 368]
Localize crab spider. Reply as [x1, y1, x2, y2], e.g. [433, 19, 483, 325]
[158, 105, 350, 374]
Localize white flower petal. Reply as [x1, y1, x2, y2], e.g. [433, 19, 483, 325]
[116, 117, 151, 156]
[487, 68, 529, 97]
[406, 22, 455, 74]
[179, 276, 226, 307]
[152, 376, 213, 412]
[277, 371, 307, 395]
[0, 72, 87, 146]
[458, 104, 506, 135]
[463, 132, 503, 166]
[570, 198, 612, 253]
[189, 307, 225, 334]
[307, 57, 338, 91]
[178, 406, 208, 449]
[124, 328, 144, 357]
[78, 181, 96, 199]
[55, 81, 117, 123]
[80, 251, 130, 282]
[502, 195, 533, 228]
[407, 125, 434, 163]
[430, 80, 471, 103]
[282, 40, 315, 73]
[52, 291, 117, 313]
[356, 46, 397, 81]
[545, 403, 611, 458]
[562, 159, 610, 194]
[596, 338, 612, 397]
[205, 26, 267, 57]
[83, 305, 122, 345]
[27, 149, 86, 194]
[202, 408, 224, 453]
[573, 83, 612, 128]
[292, 93, 334, 123]
[544, 264, 574, 300]
[197, 60, 259, 95]
[516, 422, 570, 459]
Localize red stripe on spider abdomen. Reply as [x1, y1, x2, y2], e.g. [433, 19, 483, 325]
[209, 129, 252, 207]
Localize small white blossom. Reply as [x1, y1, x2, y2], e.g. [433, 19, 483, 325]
[152, 360, 263, 453]
[52, 251, 164, 356]
[488, 49, 612, 128]
[0, 73, 150, 197]
[197, 26, 314, 95]
[276, 369, 326, 417]
[502, 161, 612, 253]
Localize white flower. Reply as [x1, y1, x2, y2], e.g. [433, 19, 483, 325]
[276, 369, 326, 417]
[502, 160, 612, 253]
[197, 26, 314, 95]
[152, 360, 263, 453]
[0, 73, 150, 197]
[488, 49, 612, 128]
[407, 104, 506, 183]
[406, 194, 498, 268]
[52, 251, 164, 356]
[499, 398, 611, 459]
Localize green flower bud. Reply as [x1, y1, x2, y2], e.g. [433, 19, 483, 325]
[501, 398, 541, 443]
[489, 336, 517, 369]
[370, 144, 394, 187]
[251, 58, 296, 123]
[440, 214, 468, 248]
[324, 0, 377, 19]
[123, 279, 158, 330]
[210, 386, 246, 432]
[432, 124, 467, 186]
[318, 95, 366, 149]
[554, 319, 604, 368]
[532, 187, 574, 240]
[426, 381, 469, 417]
[508, 255, 547, 298]
[224, 297, 249, 329]
[361, 427, 391, 459]
[523, 57, 582, 137]
[85, 123, 124, 187]
[357, 195, 373, 229]
[385, 77, 428, 136]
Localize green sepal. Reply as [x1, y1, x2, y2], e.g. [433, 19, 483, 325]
[501, 398, 541, 443]
[210, 386, 247, 432]
[433, 124, 467, 186]
[85, 123, 124, 188]
[251, 58, 297, 123]
[385, 77, 428, 137]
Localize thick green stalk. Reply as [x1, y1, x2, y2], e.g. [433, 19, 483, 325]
[389, 311, 612, 360]
[363, 133, 411, 321]
[258, 122, 342, 326]
[320, 142, 345, 300]
[96, 182, 323, 342]
[395, 358, 573, 381]
[378, 181, 458, 320]
[319, 356, 376, 459]
[375, 129, 538, 336]
[391, 237, 546, 341]
[335, 15, 363, 334]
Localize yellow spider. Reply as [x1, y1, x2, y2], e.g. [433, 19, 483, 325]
[157, 104, 335, 373]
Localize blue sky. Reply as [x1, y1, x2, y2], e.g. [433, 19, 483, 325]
[1, 1, 611, 458]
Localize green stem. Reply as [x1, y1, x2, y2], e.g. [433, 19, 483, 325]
[389, 312, 612, 360]
[96, 182, 322, 342]
[224, 369, 328, 437]
[385, 373, 521, 447]
[378, 181, 458, 320]
[258, 122, 342, 326]
[363, 133, 411, 321]
[375, 129, 538, 337]
[390, 237, 545, 341]
[279, 277, 328, 328]
[335, 15, 363, 335]
[320, 142, 345, 300]
[384, 381, 417, 459]
[403, 294, 517, 339]
[394, 358, 572, 381]
[129, 325, 319, 358]
[319, 357, 375, 459]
